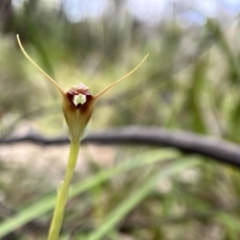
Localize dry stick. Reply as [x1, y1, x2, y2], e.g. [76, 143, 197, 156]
[1, 126, 240, 168]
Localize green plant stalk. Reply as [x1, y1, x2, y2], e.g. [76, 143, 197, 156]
[48, 140, 80, 240]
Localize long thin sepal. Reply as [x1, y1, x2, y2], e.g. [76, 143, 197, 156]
[94, 54, 149, 100]
[16, 35, 65, 95]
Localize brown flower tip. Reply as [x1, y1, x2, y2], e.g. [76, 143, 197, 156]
[66, 83, 93, 109]
[67, 83, 92, 96]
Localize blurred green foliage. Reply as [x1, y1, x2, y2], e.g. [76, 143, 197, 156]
[1, 1, 240, 239]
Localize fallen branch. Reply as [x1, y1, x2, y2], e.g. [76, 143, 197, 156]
[1, 126, 240, 168]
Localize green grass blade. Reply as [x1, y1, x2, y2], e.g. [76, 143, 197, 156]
[86, 158, 200, 240]
[0, 149, 179, 238]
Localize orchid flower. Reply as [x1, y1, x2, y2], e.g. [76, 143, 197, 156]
[16, 34, 148, 240]
[17, 34, 148, 141]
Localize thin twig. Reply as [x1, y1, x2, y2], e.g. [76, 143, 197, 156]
[1, 126, 240, 168]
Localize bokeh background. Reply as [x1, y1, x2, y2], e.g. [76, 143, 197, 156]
[1, 0, 240, 239]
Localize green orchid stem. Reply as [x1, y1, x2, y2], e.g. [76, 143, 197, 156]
[48, 140, 80, 240]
